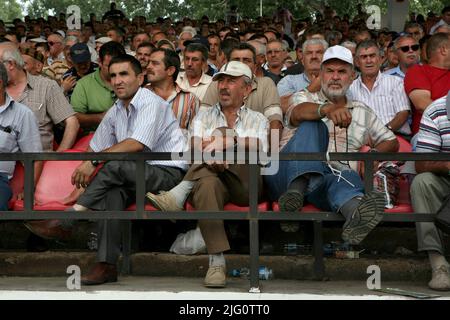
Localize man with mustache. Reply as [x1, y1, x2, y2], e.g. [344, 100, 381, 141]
[277, 39, 328, 113]
[349, 39, 411, 137]
[176, 43, 212, 101]
[384, 34, 420, 79]
[148, 61, 269, 288]
[29, 54, 187, 285]
[265, 45, 399, 245]
[145, 48, 199, 131]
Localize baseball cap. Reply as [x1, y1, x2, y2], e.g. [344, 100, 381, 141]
[212, 61, 253, 81]
[322, 45, 353, 65]
[95, 36, 113, 44]
[70, 43, 91, 64]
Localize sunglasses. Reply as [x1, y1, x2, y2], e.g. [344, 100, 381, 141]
[48, 41, 61, 46]
[398, 44, 419, 52]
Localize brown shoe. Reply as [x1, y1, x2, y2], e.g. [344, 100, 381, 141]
[81, 262, 118, 286]
[24, 220, 72, 241]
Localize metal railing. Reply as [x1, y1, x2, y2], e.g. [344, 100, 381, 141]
[0, 151, 447, 292]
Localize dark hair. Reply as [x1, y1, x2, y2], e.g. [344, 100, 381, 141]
[99, 41, 126, 62]
[109, 54, 142, 75]
[107, 26, 125, 37]
[442, 5, 450, 14]
[151, 48, 180, 81]
[426, 33, 450, 60]
[248, 33, 268, 43]
[220, 37, 239, 60]
[356, 39, 380, 56]
[230, 42, 256, 63]
[185, 43, 208, 61]
[137, 41, 155, 51]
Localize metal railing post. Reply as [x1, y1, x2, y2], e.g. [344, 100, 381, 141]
[248, 164, 260, 293]
[23, 159, 34, 212]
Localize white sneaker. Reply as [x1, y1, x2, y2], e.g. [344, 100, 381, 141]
[428, 265, 450, 291]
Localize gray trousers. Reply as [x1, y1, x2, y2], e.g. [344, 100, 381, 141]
[77, 161, 184, 264]
[410, 172, 450, 255]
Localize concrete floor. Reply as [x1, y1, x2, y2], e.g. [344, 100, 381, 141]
[0, 276, 448, 300]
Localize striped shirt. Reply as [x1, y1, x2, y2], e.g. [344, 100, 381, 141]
[90, 87, 187, 170]
[43, 60, 70, 84]
[282, 89, 396, 172]
[416, 95, 450, 153]
[144, 84, 199, 131]
[348, 72, 411, 135]
[201, 76, 283, 123]
[0, 94, 42, 177]
[276, 72, 310, 97]
[12, 73, 75, 152]
[176, 72, 212, 102]
[190, 103, 269, 152]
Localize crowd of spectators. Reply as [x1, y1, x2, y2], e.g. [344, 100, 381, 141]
[0, 2, 450, 290]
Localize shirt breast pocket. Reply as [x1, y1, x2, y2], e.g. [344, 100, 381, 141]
[0, 130, 17, 153]
[349, 125, 368, 151]
[26, 101, 45, 124]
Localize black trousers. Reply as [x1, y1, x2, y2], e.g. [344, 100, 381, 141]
[77, 161, 185, 264]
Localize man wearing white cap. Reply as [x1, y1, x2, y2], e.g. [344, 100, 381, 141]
[147, 61, 269, 288]
[265, 45, 399, 245]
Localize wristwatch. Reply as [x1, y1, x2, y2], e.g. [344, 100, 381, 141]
[91, 160, 102, 167]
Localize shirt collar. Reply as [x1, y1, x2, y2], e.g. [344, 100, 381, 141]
[179, 72, 210, 86]
[25, 72, 36, 90]
[386, 66, 405, 78]
[94, 69, 112, 91]
[213, 102, 248, 119]
[116, 87, 144, 111]
[0, 94, 14, 114]
[357, 71, 382, 89]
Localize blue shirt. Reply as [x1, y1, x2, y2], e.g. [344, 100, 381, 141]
[277, 73, 311, 97]
[90, 87, 187, 170]
[383, 66, 405, 79]
[0, 94, 42, 177]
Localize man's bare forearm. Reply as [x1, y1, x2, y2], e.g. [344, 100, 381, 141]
[416, 161, 450, 175]
[75, 112, 106, 127]
[290, 102, 330, 126]
[387, 110, 409, 132]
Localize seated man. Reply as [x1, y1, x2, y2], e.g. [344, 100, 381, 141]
[349, 40, 411, 137]
[148, 61, 269, 288]
[265, 45, 399, 245]
[26, 55, 187, 285]
[70, 41, 125, 132]
[410, 91, 450, 291]
[0, 63, 42, 210]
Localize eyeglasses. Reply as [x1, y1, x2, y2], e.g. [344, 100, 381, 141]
[398, 44, 420, 52]
[48, 41, 61, 46]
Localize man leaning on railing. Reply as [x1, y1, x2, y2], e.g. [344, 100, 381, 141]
[26, 54, 187, 285]
[265, 45, 399, 245]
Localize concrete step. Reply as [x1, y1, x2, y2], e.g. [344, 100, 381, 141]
[0, 251, 434, 282]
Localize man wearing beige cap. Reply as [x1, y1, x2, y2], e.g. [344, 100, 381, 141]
[147, 61, 269, 288]
[265, 45, 399, 245]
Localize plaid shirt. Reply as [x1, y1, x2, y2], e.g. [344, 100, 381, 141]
[282, 89, 396, 172]
[15, 73, 75, 151]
